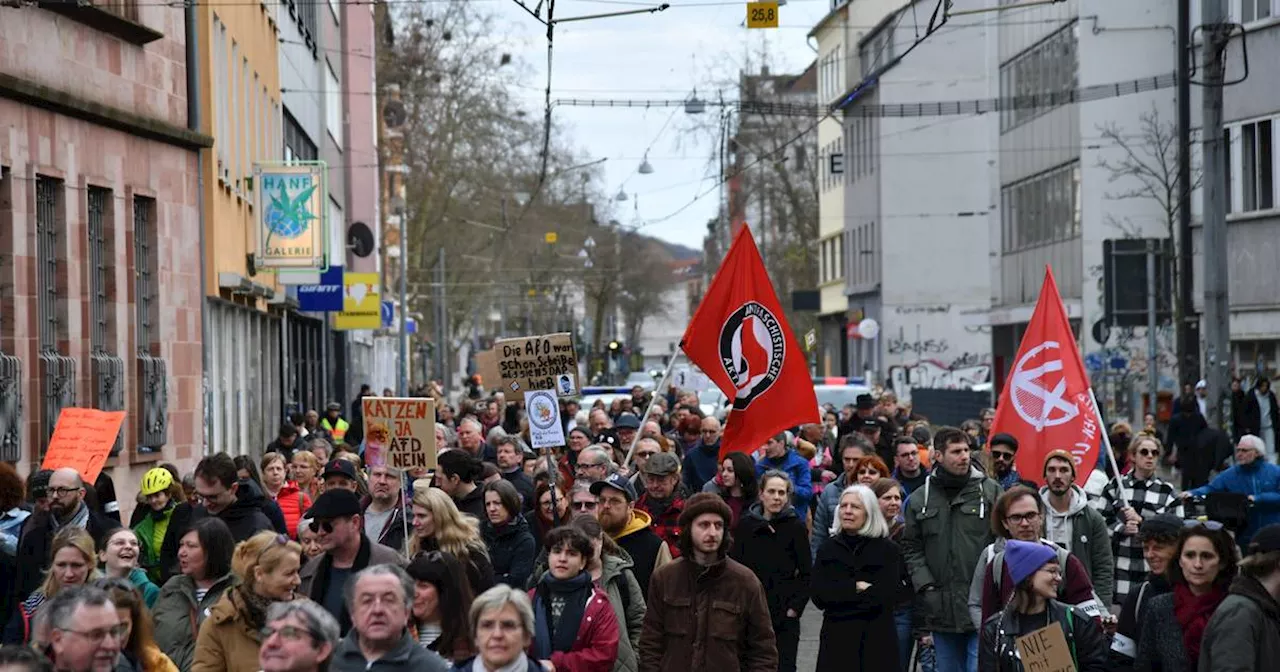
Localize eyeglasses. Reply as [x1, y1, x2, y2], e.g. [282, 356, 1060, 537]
[1185, 519, 1225, 531]
[636, 451, 658, 459]
[260, 625, 319, 642]
[310, 519, 336, 534]
[1005, 512, 1042, 525]
[576, 462, 603, 471]
[1137, 448, 1160, 458]
[58, 624, 129, 643]
[991, 451, 1016, 462]
[572, 501, 598, 511]
[47, 487, 81, 497]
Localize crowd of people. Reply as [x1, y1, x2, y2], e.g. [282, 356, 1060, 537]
[1, 378, 1279, 671]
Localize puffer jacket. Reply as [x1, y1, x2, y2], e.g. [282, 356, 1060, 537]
[151, 572, 237, 672]
[979, 600, 1110, 671]
[132, 501, 176, 584]
[901, 466, 1002, 634]
[599, 551, 646, 672]
[1199, 574, 1280, 671]
[270, 481, 312, 539]
[730, 502, 810, 623]
[481, 514, 537, 588]
[1038, 485, 1115, 606]
[191, 587, 269, 672]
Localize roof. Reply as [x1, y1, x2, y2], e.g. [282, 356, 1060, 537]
[808, 0, 849, 40]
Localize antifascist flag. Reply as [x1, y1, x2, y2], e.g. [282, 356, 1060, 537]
[680, 225, 819, 461]
[989, 266, 1102, 487]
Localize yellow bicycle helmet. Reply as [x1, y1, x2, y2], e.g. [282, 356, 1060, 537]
[140, 467, 173, 496]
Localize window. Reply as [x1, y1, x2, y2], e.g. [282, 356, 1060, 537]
[326, 61, 343, 149]
[231, 40, 240, 184]
[284, 108, 318, 162]
[1233, 118, 1275, 212]
[859, 25, 894, 77]
[328, 0, 340, 23]
[87, 187, 112, 353]
[215, 17, 229, 176]
[1001, 161, 1081, 252]
[134, 196, 156, 354]
[36, 177, 62, 354]
[1239, 0, 1273, 23]
[999, 22, 1077, 132]
[241, 58, 250, 181]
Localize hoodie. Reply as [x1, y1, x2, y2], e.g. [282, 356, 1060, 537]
[1039, 485, 1115, 606]
[158, 479, 277, 582]
[611, 509, 671, 597]
[682, 440, 721, 492]
[730, 502, 811, 623]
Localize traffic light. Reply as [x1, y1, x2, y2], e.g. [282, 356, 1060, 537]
[608, 340, 620, 352]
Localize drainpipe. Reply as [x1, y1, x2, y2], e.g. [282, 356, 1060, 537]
[186, 1, 211, 452]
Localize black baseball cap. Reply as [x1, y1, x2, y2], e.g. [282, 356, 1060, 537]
[856, 394, 875, 410]
[590, 473, 637, 502]
[322, 459, 360, 482]
[308, 489, 362, 520]
[859, 417, 881, 431]
[1248, 523, 1280, 554]
[1139, 513, 1183, 541]
[989, 433, 1019, 451]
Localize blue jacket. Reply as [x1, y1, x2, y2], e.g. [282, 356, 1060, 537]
[756, 449, 812, 522]
[1189, 459, 1280, 547]
[810, 473, 853, 562]
[682, 441, 721, 492]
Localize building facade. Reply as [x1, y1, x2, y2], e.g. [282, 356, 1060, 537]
[0, 0, 207, 513]
[813, 3, 851, 377]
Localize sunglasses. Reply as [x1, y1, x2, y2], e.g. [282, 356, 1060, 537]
[309, 519, 339, 534]
[1137, 448, 1160, 458]
[992, 451, 1016, 462]
[1185, 519, 1225, 531]
[572, 501, 598, 511]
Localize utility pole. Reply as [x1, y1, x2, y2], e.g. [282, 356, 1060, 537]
[1176, 0, 1199, 387]
[434, 247, 446, 388]
[397, 208, 408, 397]
[1201, 0, 1231, 428]
[1147, 239, 1159, 420]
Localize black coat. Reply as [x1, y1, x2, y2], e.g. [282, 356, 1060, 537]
[481, 514, 536, 588]
[730, 503, 811, 623]
[454, 486, 487, 522]
[811, 533, 903, 672]
[159, 480, 278, 582]
[615, 523, 664, 597]
[1242, 389, 1280, 438]
[1184, 426, 1233, 491]
[12, 505, 114, 605]
[980, 600, 1110, 672]
[501, 470, 537, 514]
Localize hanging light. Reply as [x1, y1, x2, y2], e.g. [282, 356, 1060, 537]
[615, 188, 629, 202]
[638, 153, 654, 175]
[684, 90, 706, 115]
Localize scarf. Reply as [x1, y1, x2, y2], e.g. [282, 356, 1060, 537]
[1173, 582, 1226, 663]
[532, 571, 593, 659]
[934, 466, 969, 499]
[236, 585, 275, 632]
[54, 501, 90, 532]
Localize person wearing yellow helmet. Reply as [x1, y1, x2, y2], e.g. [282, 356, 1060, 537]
[133, 467, 179, 583]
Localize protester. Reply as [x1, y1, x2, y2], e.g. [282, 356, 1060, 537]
[902, 427, 1002, 672]
[192, 531, 302, 672]
[133, 467, 180, 584]
[591, 474, 670, 597]
[96, 579, 178, 672]
[627, 437, 662, 499]
[260, 452, 312, 539]
[812, 435, 873, 560]
[1110, 513, 1182, 671]
[1200, 523, 1280, 668]
[259, 600, 341, 672]
[812, 484, 903, 672]
[41, 585, 123, 672]
[559, 428, 595, 490]
[481, 480, 536, 589]
[299, 489, 405, 636]
[297, 516, 323, 562]
[0, 646, 52, 672]
[330, 565, 450, 671]
[635, 452, 687, 557]
[407, 482, 494, 594]
[405, 551, 475, 662]
[527, 526, 619, 671]
[290, 451, 323, 502]
[732, 471, 810, 672]
[14, 468, 113, 606]
[152, 517, 237, 671]
[566, 516, 643, 672]
[754, 433, 812, 522]
[1040, 450, 1115, 607]
[531, 482, 571, 554]
[436, 450, 487, 521]
[1133, 522, 1237, 671]
[495, 437, 537, 512]
[851, 455, 891, 486]
[680, 417, 723, 492]
[977, 540, 1109, 671]
[890, 437, 926, 497]
[870, 478, 919, 671]
[638, 492, 777, 672]
[453, 586, 544, 672]
[1095, 434, 1182, 606]
[986, 434, 1021, 490]
[363, 464, 408, 554]
[160, 454, 276, 582]
[703, 452, 758, 529]
[4, 527, 99, 645]
[97, 527, 161, 608]
[1184, 434, 1280, 549]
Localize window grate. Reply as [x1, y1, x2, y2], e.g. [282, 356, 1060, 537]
[134, 196, 154, 353]
[0, 167, 22, 462]
[36, 177, 76, 450]
[88, 188, 110, 353]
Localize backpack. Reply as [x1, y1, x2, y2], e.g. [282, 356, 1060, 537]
[989, 542, 1106, 618]
[611, 572, 632, 615]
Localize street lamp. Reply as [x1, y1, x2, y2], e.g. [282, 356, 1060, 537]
[615, 188, 628, 202]
[638, 153, 654, 175]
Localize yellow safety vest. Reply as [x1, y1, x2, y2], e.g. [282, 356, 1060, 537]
[322, 417, 350, 444]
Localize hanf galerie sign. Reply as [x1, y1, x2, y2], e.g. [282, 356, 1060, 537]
[361, 397, 437, 471]
[1014, 622, 1076, 672]
[494, 333, 578, 401]
[41, 408, 128, 484]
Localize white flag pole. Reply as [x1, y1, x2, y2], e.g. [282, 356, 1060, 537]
[623, 350, 683, 468]
[1087, 387, 1130, 504]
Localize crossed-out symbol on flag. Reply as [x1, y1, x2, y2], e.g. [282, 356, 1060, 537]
[1010, 341, 1079, 432]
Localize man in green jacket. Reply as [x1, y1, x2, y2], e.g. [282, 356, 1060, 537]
[902, 427, 1002, 672]
[1040, 450, 1116, 607]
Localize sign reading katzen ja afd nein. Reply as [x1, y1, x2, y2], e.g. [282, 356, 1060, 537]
[254, 163, 327, 271]
[362, 397, 437, 471]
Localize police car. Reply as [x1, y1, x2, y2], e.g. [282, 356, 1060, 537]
[812, 376, 872, 411]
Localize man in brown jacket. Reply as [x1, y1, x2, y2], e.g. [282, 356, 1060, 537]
[638, 492, 777, 672]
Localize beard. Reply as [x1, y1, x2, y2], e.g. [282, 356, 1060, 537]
[598, 508, 627, 535]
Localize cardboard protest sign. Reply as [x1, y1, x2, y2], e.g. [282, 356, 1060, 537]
[525, 390, 566, 449]
[361, 397, 437, 471]
[1014, 622, 1075, 672]
[494, 333, 578, 401]
[41, 408, 127, 483]
[474, 349, 501, 391]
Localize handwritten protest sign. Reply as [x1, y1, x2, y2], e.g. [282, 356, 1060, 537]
[1015, 622, 1075, 672]
[41, 408, 127, 483]
[494, 333, 578, 401]
[361, 397, 437, 471]
[526, 390, 566, 449]
[474, 349, 501, 391]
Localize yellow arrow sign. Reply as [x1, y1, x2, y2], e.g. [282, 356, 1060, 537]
[544, 232, 558, 243]
[746, 1, 778, 28]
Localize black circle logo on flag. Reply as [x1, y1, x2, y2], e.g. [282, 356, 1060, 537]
[719, 301, 786, 410]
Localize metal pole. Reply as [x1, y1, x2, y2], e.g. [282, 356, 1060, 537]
[1147, 240, 1159, 419]
[440, 247, 451, 391]
[397, 211, 408, 397]
[622, 350, 681, 467]
[1201, 0, 1230, 429]
[1176, 0, 1198, 386]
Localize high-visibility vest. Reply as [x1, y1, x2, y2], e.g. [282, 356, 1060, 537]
[322, 417, 350, 444]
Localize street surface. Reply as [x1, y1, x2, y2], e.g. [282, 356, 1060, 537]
[797, 602, 821, 672]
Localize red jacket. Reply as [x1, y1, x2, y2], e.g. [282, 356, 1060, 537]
[526, 585, 619, 672]
[273, 481, 312, 539]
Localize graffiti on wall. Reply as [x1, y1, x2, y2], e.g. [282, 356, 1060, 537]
[889, 359, 992, 401]
[882, 305, 993, 402]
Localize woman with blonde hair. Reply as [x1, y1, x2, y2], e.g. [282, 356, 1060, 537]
[192, 531, 301, 672]
[289, 450, 323, 500]
[2, 527, 99, 645]
[409, 482, 495, 594]
[98, 579, 179, 672]
[260, 451, 311, 539]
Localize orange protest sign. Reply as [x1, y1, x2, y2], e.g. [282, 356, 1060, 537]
[41, 408, 127, 484]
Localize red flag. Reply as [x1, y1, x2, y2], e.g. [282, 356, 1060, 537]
[680, 226, 819, 461]
[990, 267, 1101, 487]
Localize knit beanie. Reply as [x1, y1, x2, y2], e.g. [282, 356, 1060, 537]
[1004, 540, 1057, 586]
[678, 492, 734, 529]
[1042, 449, 1077, 478]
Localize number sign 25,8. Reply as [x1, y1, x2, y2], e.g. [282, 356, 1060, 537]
[746, 1, 778, 28]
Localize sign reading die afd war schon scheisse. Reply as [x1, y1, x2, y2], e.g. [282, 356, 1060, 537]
[361, 397, 437, 471]
[495, 333, 578, 401]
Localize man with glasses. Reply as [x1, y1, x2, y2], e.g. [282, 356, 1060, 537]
[568, 483, 599, 517]
[628, 437, 662, 498]
[363, 465, 407, 554]
[299, 489, 405, 636]
[43, 585, 123, 672]
[260, 599, 341, 672]
[987, 433, 1022, 490]
[331, 565, 449, 671]
[891, 435, 927, 497]
[1184, 434, 1280, 550]
[681, 417, 722, 492]
[636, 452, 687, 559]
[968, 486, 1102, 630]
[1094, 435, 1182, 607]
[14, 468, 114, 606]
[573, 446, 613, 486]
[592, 473, 671, 596]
